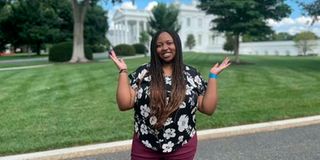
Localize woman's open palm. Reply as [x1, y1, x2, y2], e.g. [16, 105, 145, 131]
[210, 57, 231, 74]
[109, 49, 127, 70]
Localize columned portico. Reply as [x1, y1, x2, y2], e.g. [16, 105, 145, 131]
[108, 8, 152, 46]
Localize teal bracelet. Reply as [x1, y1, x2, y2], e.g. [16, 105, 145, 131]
[209, 72, 218, 79]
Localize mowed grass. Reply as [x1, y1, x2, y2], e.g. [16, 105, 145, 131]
[0, 54, 320, 155]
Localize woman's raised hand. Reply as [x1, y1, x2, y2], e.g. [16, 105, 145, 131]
[210, 57, 231, 75]
[109, 49, 127, 70]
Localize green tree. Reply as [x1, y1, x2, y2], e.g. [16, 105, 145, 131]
[70, 0, 127, 63]
[223, 33, 235, 53]
[300, 0, 320, 25]
[242, 32, 294, 42]
[293, 31, 317, 56]
[0, 0, 114, 56]
[148, 3, 180, 36]
[7, 0, 62, 55]
[273, 32, 294, 41]
[0, 1, 11, 51]
[185, 34, 196, 50]
[197, 0, 291, 63]
[139, 31, 150, 45]
[84, 4, 108, 49]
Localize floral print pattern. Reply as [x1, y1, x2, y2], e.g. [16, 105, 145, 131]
[129, 64, 207, 153]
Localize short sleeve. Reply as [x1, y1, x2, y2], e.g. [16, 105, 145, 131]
[185, 65, 207, 96]
[129, 64, 149, 91]
[195, 73, 207, 96]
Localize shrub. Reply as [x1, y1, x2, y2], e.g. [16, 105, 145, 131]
[132, 43, 148, 54]
[113, 44, 136, 56]
[49, 42, 93, 62]
[89, 45, 106, 53]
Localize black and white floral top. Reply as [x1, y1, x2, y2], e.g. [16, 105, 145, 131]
[129, 63, 207, 153]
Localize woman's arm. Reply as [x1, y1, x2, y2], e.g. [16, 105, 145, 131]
[109, 50, 135, 111]
[116, 71, 135, 111]
[198, 57, 231, 115]
[198, 78, 217, 115]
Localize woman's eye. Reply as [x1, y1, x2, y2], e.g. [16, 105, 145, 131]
[167, 42, 173, 45]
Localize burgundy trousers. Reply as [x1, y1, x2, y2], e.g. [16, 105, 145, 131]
[131, 134, 197, 160]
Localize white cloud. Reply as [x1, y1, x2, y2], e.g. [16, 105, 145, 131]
[281, 18, 295, 25]
[120, 1, 137, 9]
[145, 1, 158, 11]
[296, 16, 313, 25]
[268, 16, 320, 36]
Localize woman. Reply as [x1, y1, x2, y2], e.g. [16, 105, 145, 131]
[110, 30, 231, 160]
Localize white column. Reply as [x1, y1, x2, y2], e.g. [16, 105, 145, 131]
[124, 19, 128, 44]
[115, 23, 118, 45]
[143, 21, 147, 32]
[120, 22, 123, 43]
[136, 21, 140, 43]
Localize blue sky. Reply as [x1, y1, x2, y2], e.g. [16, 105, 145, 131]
[103, 0, 320, 36]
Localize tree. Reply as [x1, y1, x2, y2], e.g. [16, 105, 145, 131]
[185, 34, 196, 50]
[223, 33, 235, 53]
[139, 31, 149, 45]
[139, 31, 150, 56]
[70, 0, 126, 63]
[84, 4, 109, 48]
[70, 0, 91, 62]
[272, 32, 294, 41]
[293, 31, 317, 56]
[4, 0, 63, 55]
[300, 0, 320, 25]
[0, 1, 11, 51]
[197, 0, 291, 63]
[148, 3, 180, 36]
[242, 32, 294, 42]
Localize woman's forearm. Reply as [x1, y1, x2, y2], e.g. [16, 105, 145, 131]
[116, 72, 135, 111]
[200, 78, 218, 115]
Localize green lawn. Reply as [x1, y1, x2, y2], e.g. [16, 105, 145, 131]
[0, 54, 320, 155]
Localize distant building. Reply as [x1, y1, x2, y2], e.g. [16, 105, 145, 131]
[107, 0, 226, 53]
[107, 0, 320, 56]
[240, 40, 320, 56]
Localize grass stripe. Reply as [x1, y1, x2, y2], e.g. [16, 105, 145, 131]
[0, 54, 320, 155]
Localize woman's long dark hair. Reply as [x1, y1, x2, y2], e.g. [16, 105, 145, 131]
[149, 30, 186, 129]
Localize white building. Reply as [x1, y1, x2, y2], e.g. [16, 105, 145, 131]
[107, 0, 225, 53]
[240, 40, 320, 56]
[107, 0, 319, 56]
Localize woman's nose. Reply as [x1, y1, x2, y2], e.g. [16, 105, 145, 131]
[162, 44, 169, 50]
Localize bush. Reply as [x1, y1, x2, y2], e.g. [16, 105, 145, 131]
[113, 44, 136, 56]
[89, 45, 106, 53]
[49, 42, 93, 62]
[132, 43, 148, 54]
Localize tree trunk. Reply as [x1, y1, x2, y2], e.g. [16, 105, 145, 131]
[234, 34, 240, 64]
[70, 0, 89, 63]
[36, 42, 41, 56]
[303, 41, 307, 56]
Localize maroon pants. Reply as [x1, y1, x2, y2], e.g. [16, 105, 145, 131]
[131, 134, 197, 160]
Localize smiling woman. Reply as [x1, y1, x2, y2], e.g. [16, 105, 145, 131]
[155, 32, 176, 64]
[109, 30, 231, 159]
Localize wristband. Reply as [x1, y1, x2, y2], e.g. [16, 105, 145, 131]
[209, 72, 218, 79]
[119, 69, 128, 74]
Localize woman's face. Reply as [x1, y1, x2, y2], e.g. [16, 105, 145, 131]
[156, 32, 176, 63]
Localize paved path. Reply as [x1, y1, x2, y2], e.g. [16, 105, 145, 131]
[0, 64, 52, 71]
[0, 53, 144, 64]
[2, 116, 320, 160]
[73, 124, 320, 160]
